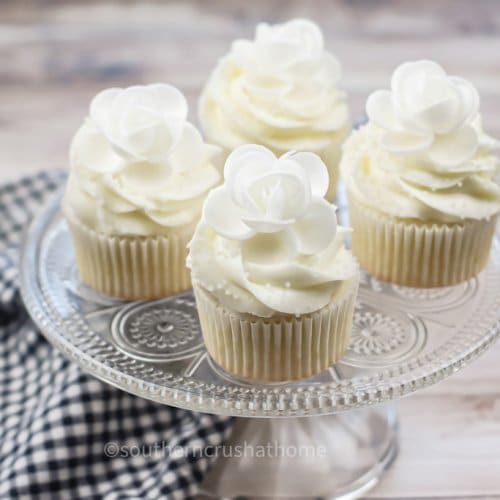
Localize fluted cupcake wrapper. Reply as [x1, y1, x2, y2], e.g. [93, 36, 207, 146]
[193, 279, 359, 382]
[348, 191, 497, 288]
[65, 210, 191, 300]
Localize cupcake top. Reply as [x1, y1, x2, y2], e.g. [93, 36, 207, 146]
[64, 84, 221, 236]
[199, 19, 350, 154]
[187, 145, 358, 317]
[341, 60, 500, 223]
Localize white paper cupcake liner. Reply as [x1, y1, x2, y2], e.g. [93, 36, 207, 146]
[65, 209, 192, 299]
[348, 192, 497, 287]
[193, 278, 359, 382]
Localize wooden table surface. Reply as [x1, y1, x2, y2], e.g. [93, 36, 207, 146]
[1, 1, 500, 498]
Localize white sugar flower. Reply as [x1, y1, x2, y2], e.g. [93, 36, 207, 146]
[85, 83, 215, 175]
[71, 83, 219, 180]
[89, 84, 188, 162]
[68, 83, 221, 232]
[366, 60, 480, 166]
[203, 144, 337, 254]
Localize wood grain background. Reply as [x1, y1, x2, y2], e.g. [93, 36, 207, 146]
[1, 1, 500, 498]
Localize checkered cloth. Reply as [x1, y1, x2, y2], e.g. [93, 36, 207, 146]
[0, 171, 232, 499]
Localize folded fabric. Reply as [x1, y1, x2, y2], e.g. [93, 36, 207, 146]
[0, 170, 232, 499]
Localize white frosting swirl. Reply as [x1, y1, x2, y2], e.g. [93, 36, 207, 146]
[199, 19, 350, 154]
[342, 61, 500, 222]
[188, 145, 358, 317]
[64, 84, 221, 236]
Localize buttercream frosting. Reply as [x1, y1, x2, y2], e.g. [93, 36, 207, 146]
[64, 83, 221, 236]
[199, 19, 351, 154]
[342, 61, 500, 222]
[188, 145, 358, 317]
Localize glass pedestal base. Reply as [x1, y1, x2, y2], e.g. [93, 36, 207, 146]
[200, 404, 398, 499]
[20, 190, 500, 498]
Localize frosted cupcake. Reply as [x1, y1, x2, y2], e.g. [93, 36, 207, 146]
[199, 19, 351, 200]
[63, 83, 220, 299]
[341, 61, 500, 287]
[188, 144, 359, 381]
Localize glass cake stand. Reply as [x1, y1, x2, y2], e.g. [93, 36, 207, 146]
[20, 187, 500, 499]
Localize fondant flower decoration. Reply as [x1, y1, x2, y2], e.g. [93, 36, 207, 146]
[203, 144, 337, 254]
[69, 84, 221, 228]
[83, 83, 214, 174]
[366, 60, 480, 166]
[233, 19, 341, 86]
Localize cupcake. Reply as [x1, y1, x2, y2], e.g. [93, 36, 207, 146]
[341, 60, 500, 287]
[187, 144, 359, 381]
[63, 83, 221, 299]
[199, 19, 351, 200]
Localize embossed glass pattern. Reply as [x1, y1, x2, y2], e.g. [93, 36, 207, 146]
[20, 188, 500, 417]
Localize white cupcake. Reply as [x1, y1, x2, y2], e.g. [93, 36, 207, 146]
[341, 61, 500, 287]
[188, 145, 359, 381]
[199, 19, 351, 200]
[63, 84, 221, 299]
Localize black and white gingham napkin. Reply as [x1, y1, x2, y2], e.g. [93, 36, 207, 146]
[0, 171, 232, 499]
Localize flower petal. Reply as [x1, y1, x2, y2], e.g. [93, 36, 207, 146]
[117, 120, 169, 160]
[89, 87, 121, 132]
[427, 125, 478, 167]
[224, 144, 276, 181]
[381, 130, 433, 154]
[450, 76, 480, 126]
[244, 162, 310, 219]
[285, 152, 329, 198]
[148, 83, 188, 120]
[70, 120, 125, 173]
[224, 145, 277, 209]
[292, 198, 337, 254]
[240, 215, 292, 233]
[366, 90, 399, 130]
[203, 186, 255, 240]
[471, 115, 500, 152]
[392, 61, 446, 119]
[169, 122, 205, 172]
[413, 95, 462, 134]
[391, 60, 445, 96]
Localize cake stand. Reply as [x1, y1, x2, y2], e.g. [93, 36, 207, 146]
[20, 188, 500, 499]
